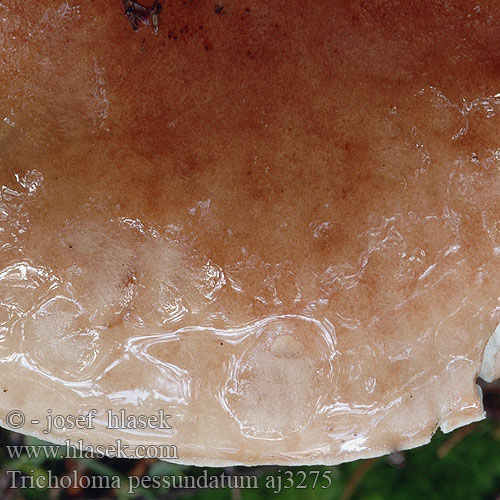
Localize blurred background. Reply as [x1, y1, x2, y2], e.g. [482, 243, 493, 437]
[2, 379, 500, 500]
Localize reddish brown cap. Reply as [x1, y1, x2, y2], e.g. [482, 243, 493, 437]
[1, 0, 500, 465]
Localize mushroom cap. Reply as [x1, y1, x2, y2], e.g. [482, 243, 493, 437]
[1, 0, 500, 465]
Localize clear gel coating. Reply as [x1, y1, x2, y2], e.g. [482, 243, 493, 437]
[1, 0, 500, 465]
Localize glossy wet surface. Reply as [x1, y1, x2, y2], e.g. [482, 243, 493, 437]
[1, 0, 500, 464]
